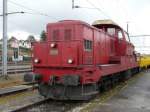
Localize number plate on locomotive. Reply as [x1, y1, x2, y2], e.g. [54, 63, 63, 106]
[50, 49, 58, 55]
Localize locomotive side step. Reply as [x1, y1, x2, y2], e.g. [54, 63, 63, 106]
[82, 91, 98, 96]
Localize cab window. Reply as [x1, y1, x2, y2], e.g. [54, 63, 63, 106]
[84, 39, 92, 51]
[107, 28, 115, 36]
[118, 31, 123, 39]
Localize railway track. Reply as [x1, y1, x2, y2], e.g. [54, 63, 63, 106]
[11, 98, 83, 112]
[0, 87, 49, 112]
[15, 72, 145, 112]
[0, 84, 40, 112]
[0, 84, 83, 112]
[0, 85, 36, 97]
[0, 72, 145, 112]
[0, 67, 32, 74]
[11, 97, 49, 112]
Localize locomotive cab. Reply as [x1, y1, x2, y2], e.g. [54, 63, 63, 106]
[93, 20, 128, 57]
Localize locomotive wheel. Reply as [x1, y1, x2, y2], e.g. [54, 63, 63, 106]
[38, 83, 49, 98]
[111, 76, 116, 88]
[100, 78, 111, 92]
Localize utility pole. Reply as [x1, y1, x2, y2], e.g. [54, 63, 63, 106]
[126, 21, 131, 42]
[2, 0, 8, 78]
[72, 0, 75, 9]
[127, 22, 129, 34]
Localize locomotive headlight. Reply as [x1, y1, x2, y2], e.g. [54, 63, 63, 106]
[34, 58, 39, 63]
[68, 59, 73, 64]
[50, 43, 56, 48]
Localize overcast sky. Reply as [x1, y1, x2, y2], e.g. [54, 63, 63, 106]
[0, 0, 150, 54]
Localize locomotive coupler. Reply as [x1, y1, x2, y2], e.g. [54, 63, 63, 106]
[49, 75, 57, 85]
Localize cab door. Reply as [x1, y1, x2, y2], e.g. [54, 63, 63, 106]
[83, 39, 93, 64]
[117, 30, 127, 56]
[82, 27, 94, 65]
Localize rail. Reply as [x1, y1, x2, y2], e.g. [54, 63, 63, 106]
[0, 67, 32, 74]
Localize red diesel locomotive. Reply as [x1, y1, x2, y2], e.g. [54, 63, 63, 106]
[24, 20, 139, 100]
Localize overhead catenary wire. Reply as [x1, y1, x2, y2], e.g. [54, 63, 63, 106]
[85, 0, 112, 19]
[130, 35, 150, 37]
[96, 0, 112, 17]
[0, 11, 53, 18]
[85, 0, 125, 33]
[135, 46, 150, 48]
[8, 0, 57, 20]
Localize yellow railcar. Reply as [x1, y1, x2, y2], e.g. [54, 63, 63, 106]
[138, 55, 150, 69]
